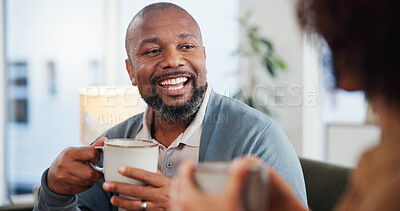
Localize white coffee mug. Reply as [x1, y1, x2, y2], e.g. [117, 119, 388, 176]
[90, 139, 158, 185]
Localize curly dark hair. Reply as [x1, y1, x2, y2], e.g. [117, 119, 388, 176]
[297, 0, 400, 104]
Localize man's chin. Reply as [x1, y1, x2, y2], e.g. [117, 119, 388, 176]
[143, 83, 207, 121]
[157, 90, 193, 101]
[160, 97, 192, 107]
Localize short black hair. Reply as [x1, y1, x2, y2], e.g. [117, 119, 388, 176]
[297, 0, 400, 105]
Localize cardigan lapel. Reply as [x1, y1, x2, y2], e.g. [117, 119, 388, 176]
[198, 90, 222, 162]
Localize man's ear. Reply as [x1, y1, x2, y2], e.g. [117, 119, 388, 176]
[125, 59, 137, 86]
[203, 47, 207, 74]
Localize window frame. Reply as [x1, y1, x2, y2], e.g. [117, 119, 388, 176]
[1, 0, 8, 206]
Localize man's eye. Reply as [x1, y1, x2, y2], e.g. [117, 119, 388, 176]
[182, 45, 195, 50]
[145, 49, 161, 55]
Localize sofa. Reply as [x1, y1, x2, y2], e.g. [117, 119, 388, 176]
[300, 158, 351, 211]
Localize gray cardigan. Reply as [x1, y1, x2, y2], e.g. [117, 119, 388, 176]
[35, 91, 307, 210]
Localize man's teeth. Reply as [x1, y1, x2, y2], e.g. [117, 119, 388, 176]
[168, 84, 184, 90]
[159, 77, 188, 86]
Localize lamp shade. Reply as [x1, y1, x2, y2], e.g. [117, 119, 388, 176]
[79, 86, 143, 145]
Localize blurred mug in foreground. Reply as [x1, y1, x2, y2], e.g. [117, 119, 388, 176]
[193, 161, 268, 211]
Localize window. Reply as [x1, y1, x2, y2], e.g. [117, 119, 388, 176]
[320, 42, 368, 124]
[319, 40, 376, 168]
[7, 61, 28, 123]
[4, 0, 106, 203]
[302, 35, 371, 165]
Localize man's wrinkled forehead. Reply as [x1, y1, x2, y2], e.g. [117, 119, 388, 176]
[126, 8, 202, 50]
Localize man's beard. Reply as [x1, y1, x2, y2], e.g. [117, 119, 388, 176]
[142, 75, 207, 121]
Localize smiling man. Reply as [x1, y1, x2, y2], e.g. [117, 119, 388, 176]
[125, 5, 208, 149]
[34, 3, 306, 211]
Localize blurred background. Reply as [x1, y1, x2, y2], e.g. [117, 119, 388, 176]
[0, 0, 379, 208]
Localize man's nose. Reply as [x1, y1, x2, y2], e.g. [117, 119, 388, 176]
[159, 49, 185, 69]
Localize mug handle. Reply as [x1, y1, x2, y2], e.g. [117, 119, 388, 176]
[89, 146, 104, 173]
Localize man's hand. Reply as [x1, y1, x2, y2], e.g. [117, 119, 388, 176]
[102, 167, 171, 211]
[47, 137, 107, 195]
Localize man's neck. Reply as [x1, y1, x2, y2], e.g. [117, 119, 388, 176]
[151, 112, 194, 147]
[149, 84, 209, 147]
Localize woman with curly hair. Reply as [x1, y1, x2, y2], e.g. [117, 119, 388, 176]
[170, 0, 400, 210]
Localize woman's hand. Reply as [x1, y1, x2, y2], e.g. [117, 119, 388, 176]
[268, 167, 308, 211]
[170, 156, 308, 211]
[170, 156, 261, 211]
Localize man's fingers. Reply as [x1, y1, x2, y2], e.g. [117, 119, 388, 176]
[118, 166, 167, 187]
[59, 160, 102, 183]
[65, 173, 99, 189]
[52, 172, 100, 194]
[103, 182, 154, 200]
[72, 162, 103, 182]
[110, 196, 156, 211]
[65, 146, 100, 162]
[92, 137, 107, 147]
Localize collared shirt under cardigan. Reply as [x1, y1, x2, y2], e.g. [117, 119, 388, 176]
[34, 89, 307, 211]
[136, 84, 212, 178]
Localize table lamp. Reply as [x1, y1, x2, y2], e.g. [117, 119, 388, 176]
[79, 86, 144, 145]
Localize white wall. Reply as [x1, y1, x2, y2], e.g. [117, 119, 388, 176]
[302, 34, 324, 160]
[239, 0, 305, 155]
[118, 0, 239, 95]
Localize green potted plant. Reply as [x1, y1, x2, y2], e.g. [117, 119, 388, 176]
[234, 11, 286, 115]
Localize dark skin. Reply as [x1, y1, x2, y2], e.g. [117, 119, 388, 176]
[47, 137, 106, 195]
[170, 157, 307, 211]
[151, 115, 192, 147]
[104, 8, 207, 210]
[47, 7, 207, 211]
[124, 8, 207, 148]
